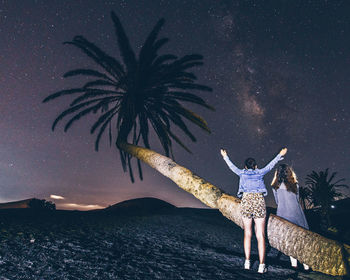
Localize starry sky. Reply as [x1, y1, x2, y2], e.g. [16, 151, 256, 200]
[1, 0, 349, 210]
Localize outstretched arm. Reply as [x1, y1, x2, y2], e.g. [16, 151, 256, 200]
[221, 149, 241, 175]
[259, 148, 287, 174]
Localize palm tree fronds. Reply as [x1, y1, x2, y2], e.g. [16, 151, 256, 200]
[63, 69, 114, 81]
[70, 90, 121, 106]
[65, 36, 125, 79]
[166, 129, 192, 154]
[165, 102, 211, 133]
[83, 80, 117, 88]
[137, 159, 143, 180]
[139, 18, 166, 66]
[169, 82, 213, 92]
[148, 113, 172, 157]
[166, 91, 215, 110]
[127, 154, 135, 183]
[157, 107, 197, 142]
[138, 112, 150, 148]
[305, 169, 348, 226]
[94, 112, 117, 151]
[152, 38, 169, 53]
[91, 106, 119, 134]
[175, 54, 204, 64]
[110, 11, 137, 73]
[45, 11, 214, 182]
[43, 88, 87, 103]
[64, 101, 110, 132]
[152, 54, 177, 67]
[51, 99, 101, 130]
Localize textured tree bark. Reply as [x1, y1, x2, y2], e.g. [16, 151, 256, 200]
[267, 214, 350, 276]
[117, 141, 223, 209]
[118, 141, 350, 276]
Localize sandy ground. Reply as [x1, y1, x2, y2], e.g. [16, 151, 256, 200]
[0, 207, 344, 280]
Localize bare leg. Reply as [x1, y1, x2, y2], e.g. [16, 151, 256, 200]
[254, 217, 266, 264]
[242, 217, 253, 261]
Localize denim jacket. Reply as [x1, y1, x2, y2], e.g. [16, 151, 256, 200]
[223, 153, 284, 198]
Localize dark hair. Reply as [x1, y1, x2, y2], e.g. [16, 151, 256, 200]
[244, 158, 257, 170]
[271, 164, 298, 193]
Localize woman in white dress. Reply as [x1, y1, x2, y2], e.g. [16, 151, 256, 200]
[271, 164, 310, 271]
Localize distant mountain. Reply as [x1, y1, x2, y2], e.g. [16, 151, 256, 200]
[0, 198, 55, 210]
[104, 197, 176, 214]
[0, 198, 36, 209]
[0, 198, 324, 280]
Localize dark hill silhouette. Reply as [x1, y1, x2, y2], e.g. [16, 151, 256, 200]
[0, 198, 338, 279]
[104, 197, 176, 214]
[0, 198, 36, 209]
[0, 198, 55, 210]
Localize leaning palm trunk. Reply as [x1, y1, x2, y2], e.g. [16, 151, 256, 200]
[117, 141, 223, 208]
[118, 141, 350, 276]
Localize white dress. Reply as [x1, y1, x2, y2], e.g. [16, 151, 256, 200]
[273, 183, 309, 229]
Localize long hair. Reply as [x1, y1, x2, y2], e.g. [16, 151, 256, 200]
[271, 164, 298, 193]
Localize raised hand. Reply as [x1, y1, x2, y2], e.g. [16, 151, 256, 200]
[220, 149, 227, 157]
[279, 148, 287, 156]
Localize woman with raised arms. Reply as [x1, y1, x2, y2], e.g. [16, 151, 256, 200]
[221, 148, 287, 273]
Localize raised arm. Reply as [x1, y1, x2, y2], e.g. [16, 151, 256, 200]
[220, 149, 241, 175]
[259, 148, 287, 175]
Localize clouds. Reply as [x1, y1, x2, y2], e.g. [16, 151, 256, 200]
[50, 194, 65, 200]
[58, 203, 104, 210]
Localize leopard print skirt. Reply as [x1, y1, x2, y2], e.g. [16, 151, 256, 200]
[240, 192, 266, 219]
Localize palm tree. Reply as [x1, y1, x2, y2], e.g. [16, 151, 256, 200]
[43, 12, 214, 183]
[43, 12, 350, 276]
[306, 169, 348, 227]
[298, 185, 312, 210]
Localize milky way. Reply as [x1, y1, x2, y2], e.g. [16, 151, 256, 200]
[1, 0, 349, 209]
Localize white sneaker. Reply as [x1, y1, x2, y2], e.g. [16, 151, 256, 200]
[303, 264, 310, 271]
[258, 263, 267, 273]
[244, 259, 250, 270]
[290, 256, 298, 268]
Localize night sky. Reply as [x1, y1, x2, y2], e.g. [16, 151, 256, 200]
[1, 0, 349, 210]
